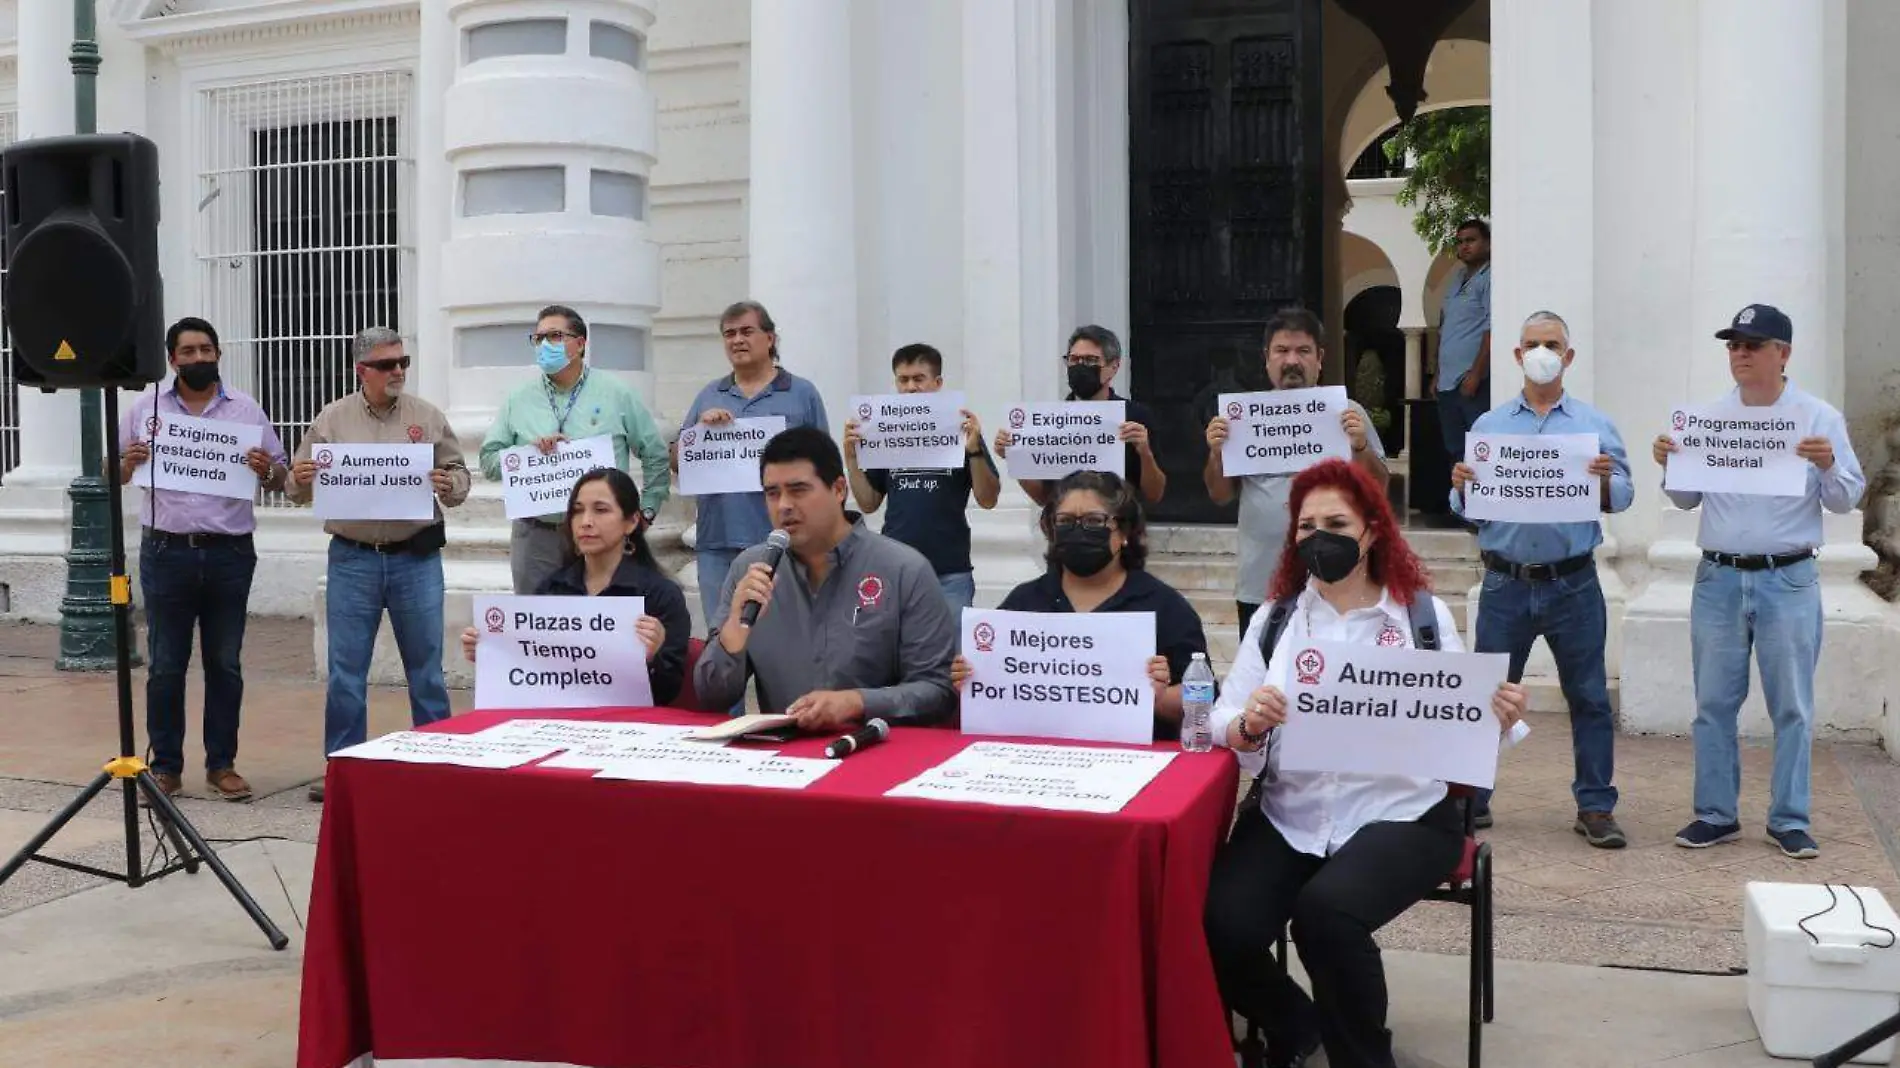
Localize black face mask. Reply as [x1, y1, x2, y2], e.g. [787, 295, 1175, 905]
[1067, 363, 1103, 398]
[176, 361, 220, 393]
[1297, 529, 1363, 584]
[1052, 525, 1116, 577]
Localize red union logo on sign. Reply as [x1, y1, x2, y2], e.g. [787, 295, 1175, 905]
[503, 453, 521, 473]
[1472, 441, 1490, 462]
[1226, 401, 1243, 420]
[484, 607, 506, 634]
[973, 622, 996, 653]
[857, 402, 872, 420]
[314, 448, 334, 469]
[1008, 408, 1026, 429]
[145, 415, 161, 436]
[1672, 411, 1687, 432]
[680, 428, 697, 448]
[1294, 648, 1325, 686]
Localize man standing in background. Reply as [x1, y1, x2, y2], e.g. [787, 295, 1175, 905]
[1436, 218, 1493, 464]
[481, 304, 670, 594]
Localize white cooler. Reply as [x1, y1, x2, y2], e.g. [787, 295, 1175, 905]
[1746, 881, 1900, 1064]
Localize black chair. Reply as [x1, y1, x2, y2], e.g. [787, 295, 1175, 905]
[1237, 785, 1494, 1068]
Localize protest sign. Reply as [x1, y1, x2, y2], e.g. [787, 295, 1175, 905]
[677, 416, 787, 496]
[959, 608, 1154, 745]
[329, 731, 559, 769]
[311, 443, 436, 521]
[1664, 404, 1807, 496]
[136, 411, 264, 501]
[848, 392, 965, 470]
[1463, 432, 1600, 523]
[1217, 386, 1351, 477]
[496, 434, 615, 520]
[886, 741, 1176, 814]
[472, 595, 653, 710]
[1277, 640, 1510, 788]
[1001, 401, 1126, 480]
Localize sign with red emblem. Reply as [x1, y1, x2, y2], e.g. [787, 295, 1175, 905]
[470, 594, 651, 710]
[493, 434, 614, 520]
[1215, 386, 1350, 478]
[956, 607, 1155, 745]
[311, 443, 435, 521]
[131, 410, 264, 501]
[1277, 639, 1510, 788]
[1000, 401, 1125, 482]
[846, 391, 964, 470]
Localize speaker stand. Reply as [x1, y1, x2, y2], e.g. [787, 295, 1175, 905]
[0, 386, 288, 951]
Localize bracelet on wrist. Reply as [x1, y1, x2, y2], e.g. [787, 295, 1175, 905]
[1237, 720, 1270, 747]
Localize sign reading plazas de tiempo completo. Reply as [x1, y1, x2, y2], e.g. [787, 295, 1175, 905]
[1001, 401, 1126, 481]
[677, 416, 787, 496]
[311, 443, 436, 521]
[472, 595, 652, 711]
[1217, 386, 1351, 477]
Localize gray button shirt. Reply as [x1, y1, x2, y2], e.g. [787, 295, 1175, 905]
[695, 520, 958, 723]
[1235, 400, 1385, 605]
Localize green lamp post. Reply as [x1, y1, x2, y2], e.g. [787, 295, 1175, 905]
[54, 0, 129, 672]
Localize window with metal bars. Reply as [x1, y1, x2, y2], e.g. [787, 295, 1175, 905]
[195, 71, 414, 504]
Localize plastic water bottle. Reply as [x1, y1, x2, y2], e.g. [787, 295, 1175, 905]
[1181, 653, 1215, 753]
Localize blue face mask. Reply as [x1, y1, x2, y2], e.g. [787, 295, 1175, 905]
[536, 340, 569, 376]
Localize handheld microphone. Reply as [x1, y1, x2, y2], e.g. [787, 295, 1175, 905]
[740, 529, 792, 628]
[825, 718, 891, 759]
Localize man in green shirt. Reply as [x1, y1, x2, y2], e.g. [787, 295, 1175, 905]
[480, 304, 671, 593]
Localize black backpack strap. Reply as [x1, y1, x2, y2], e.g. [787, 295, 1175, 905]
[1407, 594, 1441, 651]
[1240, 596, 1301, 807]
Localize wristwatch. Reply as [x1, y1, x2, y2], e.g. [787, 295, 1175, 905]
[641, 507, 657, 522]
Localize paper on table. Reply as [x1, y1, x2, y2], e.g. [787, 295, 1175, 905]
[685, 713, 797, 741]
[885, 741, 1176, 814]
[592, 745, 838, 790]
[472, 718, 693, 747]
[329, 731, 559, 769]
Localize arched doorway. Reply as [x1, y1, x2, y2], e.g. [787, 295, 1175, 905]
[1342, 284, 1405, 458]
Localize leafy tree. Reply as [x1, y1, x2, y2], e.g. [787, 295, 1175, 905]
[1382, 106, 1490, 252]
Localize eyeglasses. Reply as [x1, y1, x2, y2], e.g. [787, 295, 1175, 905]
[1725, 339, 1770, 353]
[531, 330, 578, 345]
[360, 356, 411, 373]
[1064, 353, 1108, 368]
[1052, 512, 1114, 532]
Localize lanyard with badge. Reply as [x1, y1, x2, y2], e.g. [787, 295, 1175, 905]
[543, 366, 589, 435]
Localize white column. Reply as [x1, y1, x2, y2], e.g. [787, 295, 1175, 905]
[1402, 328, 1423, 401]
[1688, 0, 1826, 400]
[1488, 0, 1594, 405]
[749, 0, 859, 415]
[5, 0, 81, 491]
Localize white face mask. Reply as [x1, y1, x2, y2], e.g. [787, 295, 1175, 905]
[1520, 344, 1565, 385]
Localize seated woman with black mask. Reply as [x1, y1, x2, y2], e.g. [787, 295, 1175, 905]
[950, 470, 1207, 739]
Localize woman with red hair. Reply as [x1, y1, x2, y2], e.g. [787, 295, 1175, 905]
[1202, 458, 1527, 1068]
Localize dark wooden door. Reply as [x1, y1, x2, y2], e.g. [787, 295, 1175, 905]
[1128, 0, 1324, 523]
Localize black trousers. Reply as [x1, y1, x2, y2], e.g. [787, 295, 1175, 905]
[1204, 798, 1463, 1068]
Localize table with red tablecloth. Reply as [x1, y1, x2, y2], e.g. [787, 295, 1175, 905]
[297, 707, 1239, 1068]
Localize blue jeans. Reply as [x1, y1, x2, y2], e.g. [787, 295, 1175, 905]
[938, 571, 976, 611]
[1474, 563, 1617, 813]
[696, 547, 741, 632]
[1690, 556, 1821, 833]
[140, 533, 258, 776]
[323, 539, 451, 756]
[1436, 381, 1491, 462]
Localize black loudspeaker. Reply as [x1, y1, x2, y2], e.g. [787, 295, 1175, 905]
[2, 133, 164, 390]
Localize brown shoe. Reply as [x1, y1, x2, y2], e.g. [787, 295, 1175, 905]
[206, 769, 253, 802]
[1574, 811, 1629, 849]
[307, 780, 324, 803]
[151, 772, 182, 799]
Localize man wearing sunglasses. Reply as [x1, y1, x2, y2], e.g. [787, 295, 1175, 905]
[479, 304, 671, 594]
[1653, 304, 1864, 859]
[288, 326, 472, 802]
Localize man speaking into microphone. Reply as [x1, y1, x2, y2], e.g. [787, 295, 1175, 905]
[695, 427, 959, 728]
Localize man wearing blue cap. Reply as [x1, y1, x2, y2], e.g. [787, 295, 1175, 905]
[1653, 304, 1864, 859]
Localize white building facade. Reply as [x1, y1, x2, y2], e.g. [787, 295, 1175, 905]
[0, 0, 1897, 749]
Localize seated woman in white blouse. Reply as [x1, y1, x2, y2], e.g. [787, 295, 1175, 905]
[1203, 458, 1527, 1068]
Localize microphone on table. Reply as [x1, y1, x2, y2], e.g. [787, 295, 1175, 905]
[825, 718, 891, 760]
[740, 529, 792, 628]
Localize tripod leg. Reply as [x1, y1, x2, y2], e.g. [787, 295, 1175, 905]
[140, 773, 201, 876]
[137, 775, 289, 951]
[0, 773, 116, 888]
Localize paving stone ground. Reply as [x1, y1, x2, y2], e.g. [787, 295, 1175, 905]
[2, 616, 1897, 1066]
